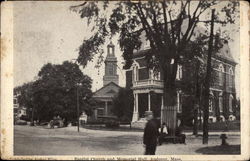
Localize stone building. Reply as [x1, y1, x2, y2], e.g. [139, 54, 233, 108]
[92, 42, 121, 119]
[125, 39, 237, 125]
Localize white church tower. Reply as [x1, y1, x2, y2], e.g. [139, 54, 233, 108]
[103, 42, 119, 86]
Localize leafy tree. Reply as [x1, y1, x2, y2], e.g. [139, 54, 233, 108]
[112, 88, 134, 121]
[15, 61, 93, 123]
[71, 0, 238, 133]
[14, 82, 35, 120]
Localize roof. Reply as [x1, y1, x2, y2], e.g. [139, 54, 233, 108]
[132, 20, 236, 64]
[93, 82, 121, 99]
[214, 42, 236, 64]
[132, 43, 236, 65]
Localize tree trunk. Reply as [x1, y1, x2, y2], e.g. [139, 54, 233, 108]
[193, 107, 198, 135]
[162, 80, 177, 136]
[203, 9, 215, 144]
[193, 61, 200, 135]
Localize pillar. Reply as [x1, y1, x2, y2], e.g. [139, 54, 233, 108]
[94, 109, 98, 119]
[177, 91, 180, 112]
[148, 92, 151, 111]
[132, 93, 139, 122]
[161, 95, 164, 124]
[105, 101, 108, 116]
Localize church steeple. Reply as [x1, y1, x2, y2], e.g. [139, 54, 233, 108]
[103, 42, 119, 86]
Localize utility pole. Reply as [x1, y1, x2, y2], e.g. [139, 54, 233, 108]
[76, 84, 80, 132]
[203, 9, 215, 144]
[193, 60, 200, 136]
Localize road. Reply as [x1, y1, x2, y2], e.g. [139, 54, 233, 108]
[14, 125, 240, 155]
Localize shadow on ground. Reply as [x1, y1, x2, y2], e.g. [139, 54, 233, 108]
[196, 145, 240, 154]
[82, 125, 144, 132]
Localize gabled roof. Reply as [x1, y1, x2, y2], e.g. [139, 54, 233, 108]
[93, 82, 121, 98]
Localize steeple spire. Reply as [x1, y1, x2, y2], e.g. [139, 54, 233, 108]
[103, 41, 119, 86]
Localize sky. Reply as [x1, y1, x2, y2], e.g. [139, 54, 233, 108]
[13, 1, 240, 97]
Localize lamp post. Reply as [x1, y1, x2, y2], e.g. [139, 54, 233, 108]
[76, 83, 81, 132]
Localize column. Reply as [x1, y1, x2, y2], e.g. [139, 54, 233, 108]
[132, 93, 139, 122]
[161, 95, 164, 124]
[105, 101, 108, 116]
[94, 109, 98, 119]
[177, 91, 180, 112]
[133, 94, 136, 112]
[136, 93, 138, 113]
[148, 92, 151, 111]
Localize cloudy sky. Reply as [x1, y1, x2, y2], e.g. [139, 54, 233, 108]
[13, 1, 240, 96]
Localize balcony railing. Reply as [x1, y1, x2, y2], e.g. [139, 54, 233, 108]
[133, 79, 164, 89]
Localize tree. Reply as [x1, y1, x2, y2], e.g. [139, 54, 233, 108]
[72, 0, 238, 135]
[112, 88, 134, 122]
[15, 61, 93, 123]
[14, 82, 35, 120]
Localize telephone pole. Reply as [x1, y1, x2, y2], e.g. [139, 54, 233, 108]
[203, 9, 215, 144]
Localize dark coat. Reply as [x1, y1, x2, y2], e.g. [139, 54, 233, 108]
[143, 118, 160, 146]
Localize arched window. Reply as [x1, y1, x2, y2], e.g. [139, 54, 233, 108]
[132, 62, 139, 82]
[218, 64, 224, 86]
[209, 91, 214, 112]
[229, 67, 234, 87]
[229, 94, 234, 112]
[219, 92, 223, 112]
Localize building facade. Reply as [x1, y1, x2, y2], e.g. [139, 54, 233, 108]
[92, 42, 121, 119]
[126, 41, 237, 124]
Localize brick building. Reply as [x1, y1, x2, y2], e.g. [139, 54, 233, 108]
[125, 38, 237, 125]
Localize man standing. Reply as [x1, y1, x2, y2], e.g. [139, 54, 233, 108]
[143, 111, 160, 155]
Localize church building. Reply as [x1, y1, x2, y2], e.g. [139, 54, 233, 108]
[92, 42, 121, 119]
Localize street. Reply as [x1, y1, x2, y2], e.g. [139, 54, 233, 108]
[14, 125, 240, 155]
